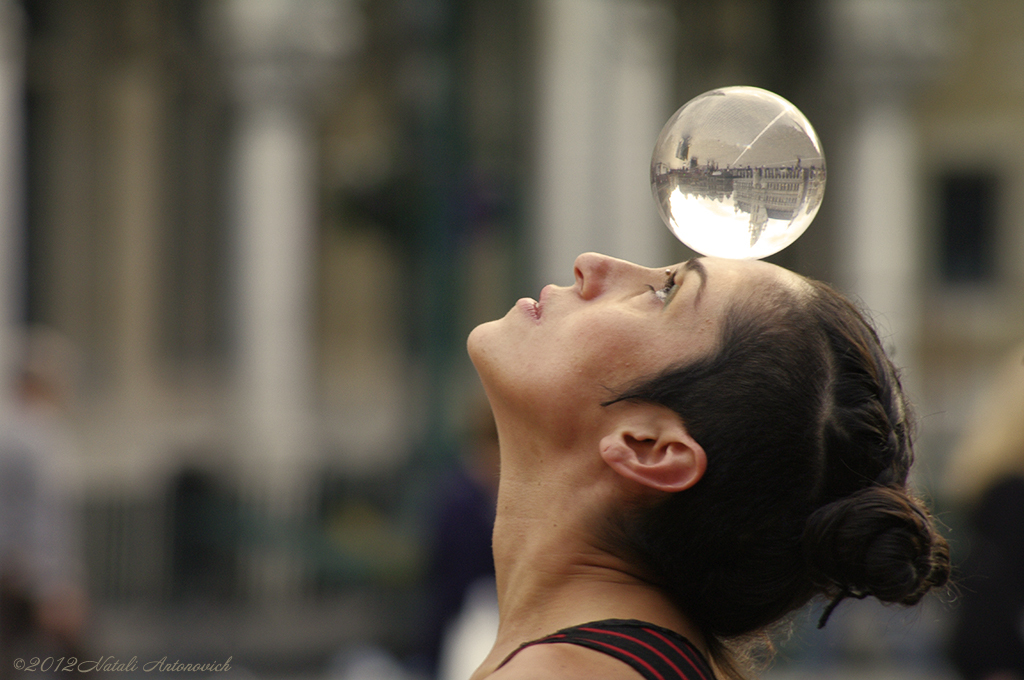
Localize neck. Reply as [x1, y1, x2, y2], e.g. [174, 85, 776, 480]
[470, 443, 707, 678]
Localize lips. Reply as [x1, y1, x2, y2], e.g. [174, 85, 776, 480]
[516, 284, 555, 323]
[516, 297, 541, 322]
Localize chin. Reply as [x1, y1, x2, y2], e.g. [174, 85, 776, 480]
[467, 318, 499, 370]
[467, 317, 528, 407]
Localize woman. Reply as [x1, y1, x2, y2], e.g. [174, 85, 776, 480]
[465, 253, 950, 680]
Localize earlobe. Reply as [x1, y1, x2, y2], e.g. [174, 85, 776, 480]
[599, 417, 707, 493]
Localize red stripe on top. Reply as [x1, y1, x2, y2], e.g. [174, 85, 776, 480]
[584, 639, 666, 680]
[580, 627, 692, 680]
[641, 627, 710, 680]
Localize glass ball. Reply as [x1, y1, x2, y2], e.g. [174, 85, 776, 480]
[651, 86, 825, 259]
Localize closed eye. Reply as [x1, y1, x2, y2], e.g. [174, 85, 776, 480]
[648, 269, 678, 304]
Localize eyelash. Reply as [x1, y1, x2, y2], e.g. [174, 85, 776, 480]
[649, 270, 678, 303]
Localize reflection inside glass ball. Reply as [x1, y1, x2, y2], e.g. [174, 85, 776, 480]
[651, 86, 825, 260]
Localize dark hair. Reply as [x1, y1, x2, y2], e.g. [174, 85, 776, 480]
[602, 277, 950, 676]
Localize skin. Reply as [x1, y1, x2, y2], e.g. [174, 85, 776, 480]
[466, 253, 808, 679]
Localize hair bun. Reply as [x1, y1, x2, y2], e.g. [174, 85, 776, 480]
[802, 486, 950, 611]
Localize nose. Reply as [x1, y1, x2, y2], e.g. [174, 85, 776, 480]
[573, 252, 648, 300]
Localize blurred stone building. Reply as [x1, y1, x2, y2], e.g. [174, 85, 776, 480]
[0, 0, 1022, 672]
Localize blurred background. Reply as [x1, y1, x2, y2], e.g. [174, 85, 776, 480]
[0, 0, 1022, 679]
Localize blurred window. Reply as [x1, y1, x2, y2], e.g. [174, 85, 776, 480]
[939, 172, 999, 284]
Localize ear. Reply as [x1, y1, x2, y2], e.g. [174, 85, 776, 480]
[599, 406, 706, 493]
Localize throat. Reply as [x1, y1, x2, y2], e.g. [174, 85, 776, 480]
[489, 509, 707, 665]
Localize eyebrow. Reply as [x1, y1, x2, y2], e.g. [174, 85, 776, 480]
[683, 258, 708, 305]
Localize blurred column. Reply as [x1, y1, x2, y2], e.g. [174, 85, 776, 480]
[108, 53, 164, 402]
[0, 0, 24, 415]
[828, 0, 955, 369]
[218, 0, 359, 598]
[533, 0, 674, 287]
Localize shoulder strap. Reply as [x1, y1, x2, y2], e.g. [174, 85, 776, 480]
[500, 619, 715, 680]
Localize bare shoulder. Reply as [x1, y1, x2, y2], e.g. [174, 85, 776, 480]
[489, 643, 642, 680]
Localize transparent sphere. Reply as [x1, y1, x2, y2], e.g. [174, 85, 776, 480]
[651, 86, 825, 259]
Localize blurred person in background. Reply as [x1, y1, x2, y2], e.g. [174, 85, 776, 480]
[946, 343, 1024, 680]
[0, 329, 88, 676]
[465, 252, 950, 680]
[422, 401, 500, 680]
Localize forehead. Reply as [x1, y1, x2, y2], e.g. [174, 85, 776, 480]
[690, 257, 807, 303]
[701, 256, 796, 278]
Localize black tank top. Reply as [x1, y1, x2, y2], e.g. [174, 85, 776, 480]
[499, 619, 716, 680]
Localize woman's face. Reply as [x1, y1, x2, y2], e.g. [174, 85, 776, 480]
[468, 252, 804, 439]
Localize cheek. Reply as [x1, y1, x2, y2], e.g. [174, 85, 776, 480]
[560, 324, 660, 389]
[469, 312, 661, 419]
